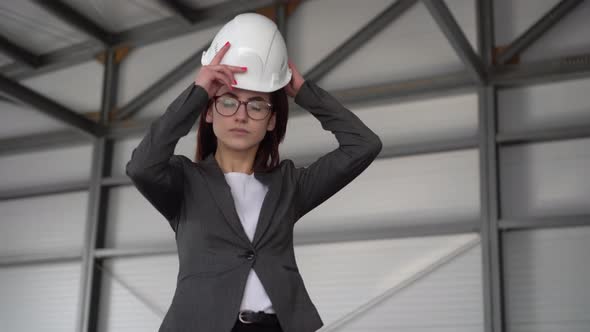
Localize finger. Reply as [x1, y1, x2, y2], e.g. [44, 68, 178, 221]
[211, 41, 231, 65]
[208, 66, 235, 86]
[210, 64, 247, 73]
[218, 66, 237, 85]
[212, 71, 233, 90]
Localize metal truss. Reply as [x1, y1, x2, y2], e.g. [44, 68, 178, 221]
[1, 1, 590, 331]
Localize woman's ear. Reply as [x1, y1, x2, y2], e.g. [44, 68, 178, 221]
[205, 106, 213, 123]
[267, 112, 276, 131]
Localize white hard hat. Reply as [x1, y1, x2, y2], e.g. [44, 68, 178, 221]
[201, 13, 292, 93]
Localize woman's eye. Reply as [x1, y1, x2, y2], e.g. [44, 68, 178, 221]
[249, 101, 264, 111]
[222, 99, 237, 107]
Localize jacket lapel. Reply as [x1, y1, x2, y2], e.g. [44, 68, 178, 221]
[199, 153, 283, 248]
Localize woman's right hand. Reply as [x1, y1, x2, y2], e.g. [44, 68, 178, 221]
[194, 41, 247, 98]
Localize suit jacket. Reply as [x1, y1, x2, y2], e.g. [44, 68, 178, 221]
[126, 79, 382, 332]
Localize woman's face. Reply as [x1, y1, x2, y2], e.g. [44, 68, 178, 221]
[205, 85, 276, 152]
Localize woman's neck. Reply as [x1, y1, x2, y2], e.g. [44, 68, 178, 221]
[214, 145, 258, 174]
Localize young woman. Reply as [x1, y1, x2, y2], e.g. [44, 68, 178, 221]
[126, 13, 382, 332]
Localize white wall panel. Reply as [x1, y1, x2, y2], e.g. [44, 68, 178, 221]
[0, 100, 70, 138]
[498, 77, 590, 133]
[296, 149, 479, 235]
[281, 92, 478, 161]
[0, 261, 81, 332]
[500, 138, 590, 218]
[0, 143, 92, 191]
[98, 255, 178, 332]
[106, 186, 176, 248]
[0, 191, 87, 257]
[291, 234, 482, 330]
[504, 226, 590, 332]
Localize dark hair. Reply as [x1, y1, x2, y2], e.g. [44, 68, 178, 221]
[194, 88, 289, 173]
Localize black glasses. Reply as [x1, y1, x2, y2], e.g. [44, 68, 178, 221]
[212, 95, 273, 120]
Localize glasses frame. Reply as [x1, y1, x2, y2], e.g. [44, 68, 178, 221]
[211, 94, 273, 121]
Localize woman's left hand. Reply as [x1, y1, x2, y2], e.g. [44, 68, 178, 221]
[284, 59, 305, 98]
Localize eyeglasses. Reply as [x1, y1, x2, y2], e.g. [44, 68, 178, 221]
[212, 95, 273, 120]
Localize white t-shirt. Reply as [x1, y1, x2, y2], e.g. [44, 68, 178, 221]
[223, 171, 275, 313]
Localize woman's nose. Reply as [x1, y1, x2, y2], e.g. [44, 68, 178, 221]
[235, 103, 248, 120]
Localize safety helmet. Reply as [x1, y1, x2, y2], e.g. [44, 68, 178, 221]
[201, 13, 292, 93]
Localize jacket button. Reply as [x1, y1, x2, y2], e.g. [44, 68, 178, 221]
[245, 250, 255, 260]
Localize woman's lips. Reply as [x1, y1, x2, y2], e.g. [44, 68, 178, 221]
[230, 128, 249, 134]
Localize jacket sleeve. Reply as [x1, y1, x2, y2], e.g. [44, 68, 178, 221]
[125, 82, 209, 232]
[292, 80, 383, 221]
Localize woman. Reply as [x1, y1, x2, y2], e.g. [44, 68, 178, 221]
[126, 13, 382, 332]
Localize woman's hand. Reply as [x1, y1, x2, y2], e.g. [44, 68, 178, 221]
[284, 60, 305, 98]
[194, 41, 247, 98]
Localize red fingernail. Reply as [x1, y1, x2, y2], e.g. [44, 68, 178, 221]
[225, 41, 230, 47]
[233, 79, 237, 84]
[241, 67, 247, 71]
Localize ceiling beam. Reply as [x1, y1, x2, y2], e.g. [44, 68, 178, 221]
[304, 0, 417, 82]
[0, 74, 105, 138]
[491, 53, 590, 87]
[0, 130, 88, 156]
[423, 0, 486, 84]
[0, 34, 41, 68]
[496, 0, 584, 65]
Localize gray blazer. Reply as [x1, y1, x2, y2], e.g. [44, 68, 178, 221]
[126, 79, 382, 332]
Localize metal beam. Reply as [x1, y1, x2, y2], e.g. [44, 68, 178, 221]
[491, 53, 590, 87]
[32, 0, 114, 45]
[496, 0, 584, 64]
[0, 34, 41, 68]
[304, 0, 417, 82]
[0, 181, 89, 201]
[1, 0, 288, 80]
[295, 221, 479, 246]
[497, 125, 590, 145]
[78, 49, 118, 332]
[0, 252, 81, 267]
[95, 247, 178, 259]
[477, 0, 505, 331]
[479, 85, 505, 332]
[0, 41, 104, 81]
[0, 74, 105, 138]
[276, 3, 288, 41]
[332, 71, 475, 105]
[499, 215, 590, 231]
[423, 0, 486, 84]
[114, 42, 210, 120]
[101, 176, 132, 188]
[0, 130, 89, 156]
